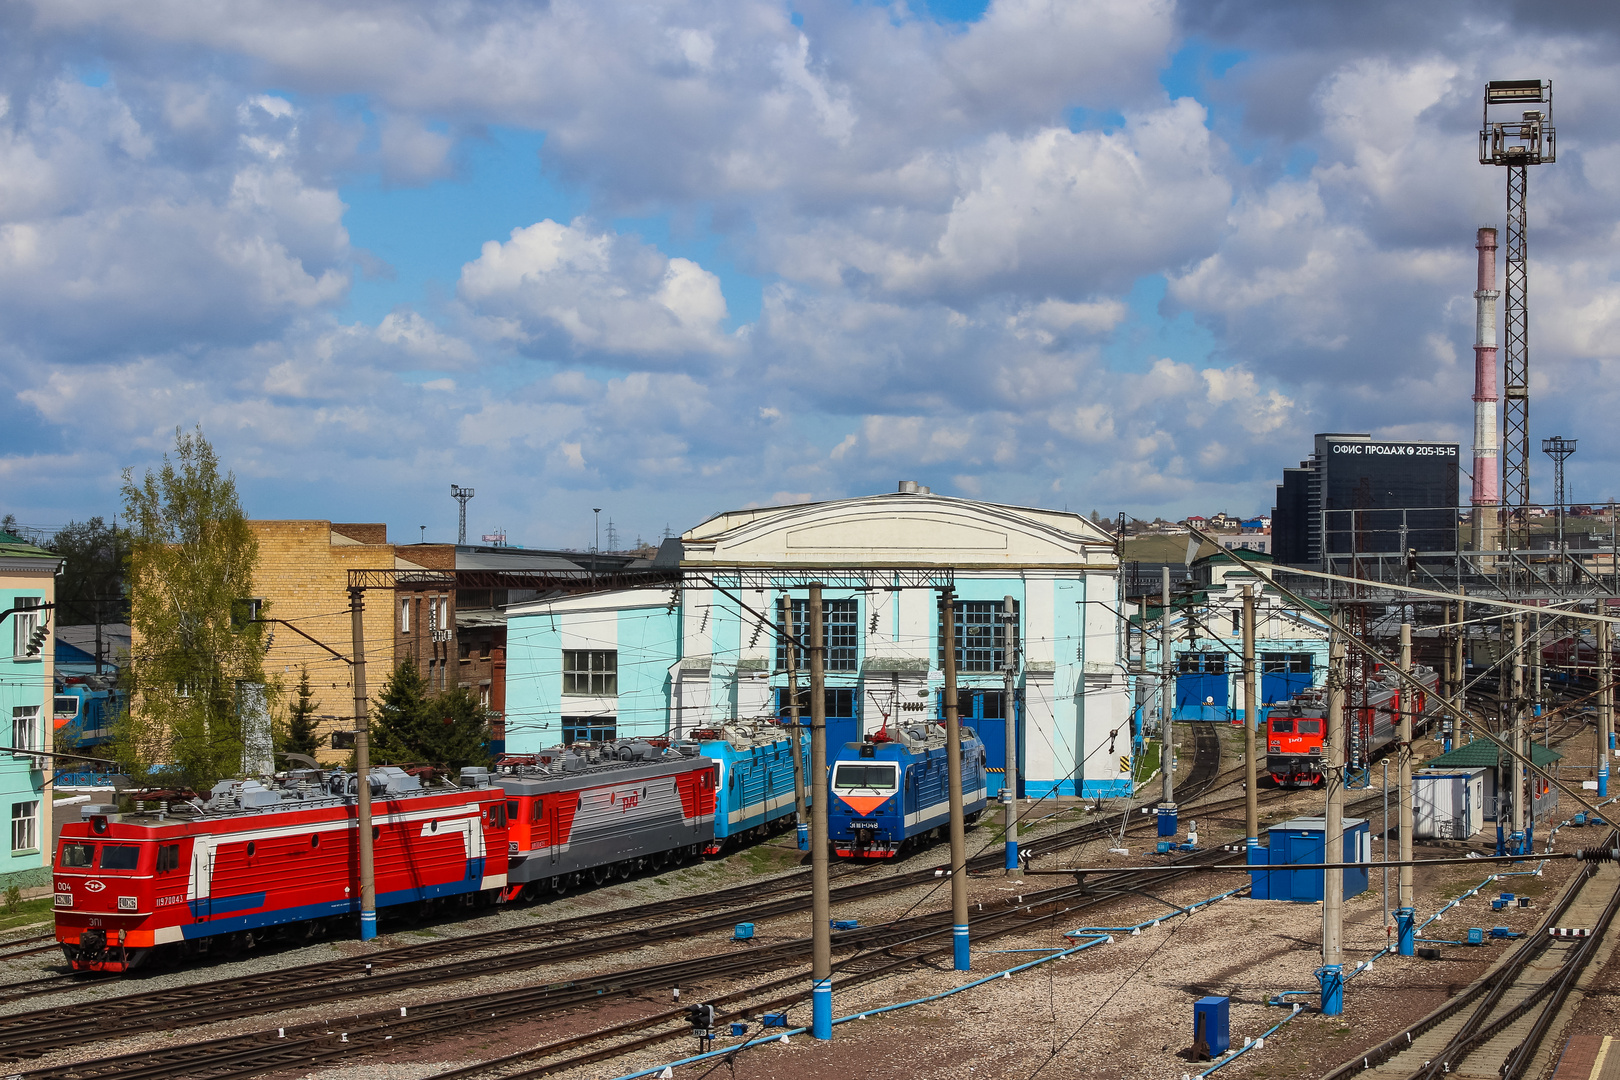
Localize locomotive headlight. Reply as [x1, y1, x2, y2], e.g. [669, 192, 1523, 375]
[1308, 747, 1321, 756]
[54, 894, 71, 909]
[117, 896, 137, 911]
[1269, 743, 1281, 753]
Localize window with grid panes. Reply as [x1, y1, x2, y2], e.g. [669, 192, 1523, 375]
[562, 650, 617, 695]
[10, 801, 36, 853]
[775, 598, 859, 672]
[938, 600, 1018, 672]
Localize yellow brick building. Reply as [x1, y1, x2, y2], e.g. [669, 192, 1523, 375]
[250, 522, 435, 760]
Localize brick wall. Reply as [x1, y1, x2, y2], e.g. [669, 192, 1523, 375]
[251, 521, 397, 762]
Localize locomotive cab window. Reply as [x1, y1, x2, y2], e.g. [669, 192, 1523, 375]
[489, 804, 506, 828]
[99, 845, 140, 870]
[156, 844, 180, 873]
[1270, 719, 1295, 733]
[1298, 720, 1322, 734]
[60, 842, 95, 868]
[832, 764, 898, 791]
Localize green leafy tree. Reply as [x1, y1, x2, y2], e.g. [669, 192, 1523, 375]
[283, 666, 321, 758]
[112, 426, 268, 789]
[48, 517, 132, 627]
[370, 659, 491, 771]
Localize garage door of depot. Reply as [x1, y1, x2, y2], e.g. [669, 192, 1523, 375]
[1175, 653, 1228, 721]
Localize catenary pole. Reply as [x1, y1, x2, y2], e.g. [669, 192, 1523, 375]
[1512, 614, 1526, 851]
[1159, 567, 1176, 836]
[1396, 622, 1416, 955]
[943, 588, 970, 970]
[1320, 634, 1346, 1015]
[1243, 585, 1258, 851]
[808, 584, 832, 1039]
[1002, 594, 1020, 873]
[348, 586, 377, 941]
[1600, 615, 1612, 798]
[785, 598, 808, 851]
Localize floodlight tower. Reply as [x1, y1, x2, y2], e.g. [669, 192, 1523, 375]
[451, 484, 474, 545]
[1542, 435, 1576, 568]
[1480, 79, 1555, 561]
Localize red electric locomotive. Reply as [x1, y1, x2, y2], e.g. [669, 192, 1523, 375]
[1265, 665, 1436, 786]
[53, 766, 509, 972]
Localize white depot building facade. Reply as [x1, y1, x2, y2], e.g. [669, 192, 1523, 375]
[504, 485, 1132, 798]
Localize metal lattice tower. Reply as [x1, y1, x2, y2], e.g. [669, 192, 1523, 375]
[451, 484, 474, 545]
[1542, 435, 1576, 559]
[1480, 79, 1555, 559]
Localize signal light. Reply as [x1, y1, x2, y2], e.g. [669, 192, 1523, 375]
[685, 1003, 715, 1031]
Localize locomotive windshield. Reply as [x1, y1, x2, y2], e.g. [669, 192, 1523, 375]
[99, 846, 140, 870]
[59, 843, 94, 868]
[832, 764, 898, 791]
[1298, 720, 1322, 734]
[1271, 719, 1294, 733]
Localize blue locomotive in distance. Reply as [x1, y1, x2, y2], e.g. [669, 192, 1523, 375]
[689, 720, 809, 853]
[828, 721, 988, 858]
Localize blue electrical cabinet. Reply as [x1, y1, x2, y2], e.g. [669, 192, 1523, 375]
[1249, 816, 1370, 902]
[1193, 996, 1230, 1057]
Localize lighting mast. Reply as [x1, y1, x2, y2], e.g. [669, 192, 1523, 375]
[1480, 79, 1555, 562]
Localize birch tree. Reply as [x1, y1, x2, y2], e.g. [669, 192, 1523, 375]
[113, 427, 268, 788]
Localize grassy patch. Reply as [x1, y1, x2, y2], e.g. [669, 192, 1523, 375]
[1133, 742, 1161, 784]
[1439, 876, 1493, 900]
[0, 898, 54, 934]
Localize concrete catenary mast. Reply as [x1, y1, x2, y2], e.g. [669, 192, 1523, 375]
[1470, 227, 1501, 555]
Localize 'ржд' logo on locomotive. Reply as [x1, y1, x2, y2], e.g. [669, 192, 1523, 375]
[620, 792, 640, 813]
[83, 880, 106, 893]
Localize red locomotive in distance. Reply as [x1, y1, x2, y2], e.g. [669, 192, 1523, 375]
[1265, 665, 1436, 787]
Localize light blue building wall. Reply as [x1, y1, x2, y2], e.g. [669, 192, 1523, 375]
[1134, 573, 1330, 728]
[503, 589, 679, 751]
[0, 536, 62, 887]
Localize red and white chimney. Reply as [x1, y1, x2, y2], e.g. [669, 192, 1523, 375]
[1472, 227, 1500, 550]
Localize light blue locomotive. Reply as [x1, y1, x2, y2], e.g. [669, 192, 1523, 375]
[691, 720, 809, 853]
[828, 722, 988, 858]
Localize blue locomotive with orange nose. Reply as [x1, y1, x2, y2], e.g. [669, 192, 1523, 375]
[827, 722, 987, 858]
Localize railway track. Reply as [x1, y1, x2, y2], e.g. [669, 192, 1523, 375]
[1324, 829, 1620, 1080]
[16, 848, 1237, 1080]
[0, 934, 58, 963]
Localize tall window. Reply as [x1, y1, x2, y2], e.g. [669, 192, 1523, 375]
[775, 598, 859, 672]
[563, 650, 618, 695]
[11, 706, 38, 758]
[778, 687, 858, 718]
[939, 600, 1019, 672]
[561, 718, 617, 743]
[399, 598, 411, 633]
[10, 802, 37, 853]
[12, 597, 41, 659]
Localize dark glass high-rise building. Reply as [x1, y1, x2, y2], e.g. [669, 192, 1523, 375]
[1271, 434, 1460, 567]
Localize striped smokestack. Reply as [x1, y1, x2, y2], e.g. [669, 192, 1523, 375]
[1472, 227, 1500, 551]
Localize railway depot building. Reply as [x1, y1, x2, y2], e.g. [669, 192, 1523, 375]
[1133, 553, 1331, 725]
[503, 485, 1133, 799]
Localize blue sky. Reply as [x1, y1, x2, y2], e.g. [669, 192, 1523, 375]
[3, 1, 1618, 548]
